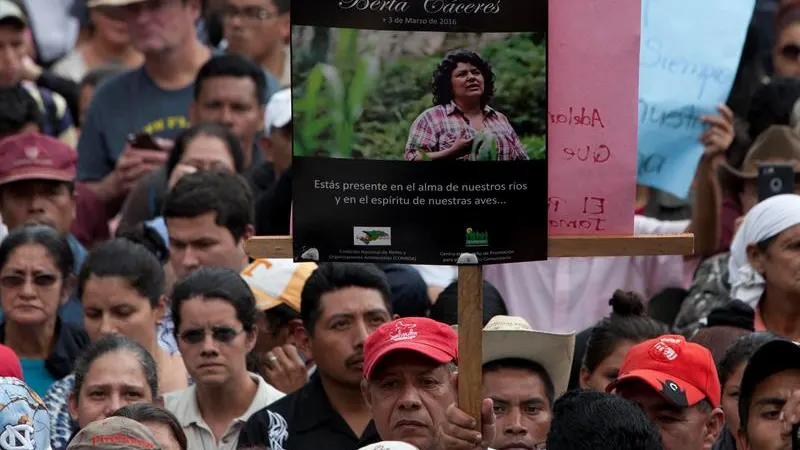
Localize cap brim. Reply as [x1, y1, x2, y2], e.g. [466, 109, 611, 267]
[252, 290, 284, 312]
[482, 330, 575, 397]
[0, 170, 74, 186]
[0, 16, 25, 27]
[364, 341, 455, 379]
[608, 369, 707, 407]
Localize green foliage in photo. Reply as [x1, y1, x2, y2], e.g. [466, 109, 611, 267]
[292, 29, 547, 160]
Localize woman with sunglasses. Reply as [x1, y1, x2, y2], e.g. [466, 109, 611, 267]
[0, 225, 89, 397]
[164, 267, 284, 449]
[68, 335, 158, 441]
[44, 238, 189, 450]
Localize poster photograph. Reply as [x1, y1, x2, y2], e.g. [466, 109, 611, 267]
[291, 0, 548, 265]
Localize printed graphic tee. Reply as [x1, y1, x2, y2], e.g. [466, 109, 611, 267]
[77, 67, 194, 182]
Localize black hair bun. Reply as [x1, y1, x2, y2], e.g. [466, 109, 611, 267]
[609, 289, 646, 317]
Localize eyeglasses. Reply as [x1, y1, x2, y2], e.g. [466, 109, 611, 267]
[179, 326, 243, 344]
[222, 5, 272, 21]
[781, 43, 800, 61]
[0, 273, 58, 289]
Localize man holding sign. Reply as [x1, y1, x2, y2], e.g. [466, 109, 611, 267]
[361, 317, 497, 450]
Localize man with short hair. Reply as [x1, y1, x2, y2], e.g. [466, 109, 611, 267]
[0, 132, 87, 324]
[222, 0, 289, 87]
[118, 52, 271, 231]
[608, 334, 725, 450]
[481, 316, 575, 450]
[547, 390, 665, 450]
[238, 263, 394, 449]
[0, 0, 75, 146]
[162, 170, 254, 279]
[0, 85, 110, 249]
[736, 338, 800, 450]
[165, 267, 284, 450]
[77, 0, 211, 209]
[361, 317, 497, 450]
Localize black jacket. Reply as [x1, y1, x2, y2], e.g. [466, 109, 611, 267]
[238, 373, 380, 450]
[0, 320, 89, 379]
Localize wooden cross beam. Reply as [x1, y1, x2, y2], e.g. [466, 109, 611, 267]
[245, 233, 695, 260]
[246, 233, 694, 431]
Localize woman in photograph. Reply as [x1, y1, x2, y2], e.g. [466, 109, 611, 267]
[405, 49, 529, 161]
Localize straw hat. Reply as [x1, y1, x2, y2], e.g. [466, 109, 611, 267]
[482, 316, 575, 396]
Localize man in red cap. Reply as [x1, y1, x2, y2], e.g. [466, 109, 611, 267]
[0, 132, 87, 324]
[361, 317, 496, 450]
[607, 334, 725, 450]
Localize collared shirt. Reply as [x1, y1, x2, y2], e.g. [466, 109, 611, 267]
[164, 373, 284, 450]
[483, 215, 690, 333]
[238, 373, 381, 450]
[404, 102, 528, 161]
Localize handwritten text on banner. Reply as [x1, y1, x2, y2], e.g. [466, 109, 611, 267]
[548, 0, 640, 235]
[636, 0, 755, 198]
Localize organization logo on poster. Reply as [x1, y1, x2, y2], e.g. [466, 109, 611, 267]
[354, 227, 392, 246]
[465, 228, 488, 247]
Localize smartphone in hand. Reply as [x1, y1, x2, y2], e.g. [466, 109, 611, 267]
[758, 162, 795, 202]
[127, 132, 162, 151]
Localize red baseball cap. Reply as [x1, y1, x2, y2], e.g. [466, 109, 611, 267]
[0, 132, 76, 186]
[606, 334, 721, 408]
[0, 344, 22, 379]
[363, 317, 458, 380]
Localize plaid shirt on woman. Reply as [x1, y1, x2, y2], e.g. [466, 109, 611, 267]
[404, 102, 528, 161]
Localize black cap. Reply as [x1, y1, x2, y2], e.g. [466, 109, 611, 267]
[706, 300, 755, 331]
[738, 339, 800, 431]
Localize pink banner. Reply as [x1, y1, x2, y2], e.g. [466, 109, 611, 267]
[548, 0, 640, 236]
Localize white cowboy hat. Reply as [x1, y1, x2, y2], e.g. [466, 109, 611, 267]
[482, 316, 576, 397]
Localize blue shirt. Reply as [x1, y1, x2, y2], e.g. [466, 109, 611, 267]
[77, 67, 194, 182]
[20, 359, 57, 398]
[59, 235, 87, 327]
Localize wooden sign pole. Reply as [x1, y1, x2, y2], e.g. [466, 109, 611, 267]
[456, 254, 483, 430]
[246, 233, 695, 432]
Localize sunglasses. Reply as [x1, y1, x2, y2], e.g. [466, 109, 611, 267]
[179, 326, 243, 344]
[0, 273, 58, 289]
[781, 43, 800, 60]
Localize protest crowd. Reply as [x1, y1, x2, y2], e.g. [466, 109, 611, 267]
[2, 0, 800, 450]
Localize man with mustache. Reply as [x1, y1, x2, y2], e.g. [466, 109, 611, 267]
[0, 133, 87, 325]
[608, 335, 725, 450]
[361, 317, 497, 450]
[237, 263, 394, 450]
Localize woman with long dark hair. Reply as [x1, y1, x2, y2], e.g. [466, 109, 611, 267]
[405, 49, 528, 161]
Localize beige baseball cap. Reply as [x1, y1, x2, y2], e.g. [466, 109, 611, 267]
[67, 416, 162, 450]
[86, 0, 146, 7]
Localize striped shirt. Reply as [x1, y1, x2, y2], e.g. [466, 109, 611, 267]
[404, 102, 528, 161]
